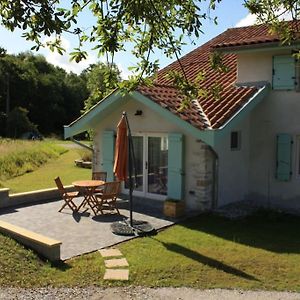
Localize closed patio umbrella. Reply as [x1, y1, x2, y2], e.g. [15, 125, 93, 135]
[111, 112, 154, 235]
[113, 112, 134, 227]
[113, 114, 128, 181]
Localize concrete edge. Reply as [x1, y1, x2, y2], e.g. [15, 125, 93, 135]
[0, 220, 61, 261]
[0, 185, 76, 209]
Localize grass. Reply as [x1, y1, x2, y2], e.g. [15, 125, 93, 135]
[0, 139, 66, 181]
[0, 140, 90, 193]
[0, 211, 300, 290]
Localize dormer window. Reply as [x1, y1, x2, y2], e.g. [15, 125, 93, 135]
[272, 55, 296, 90]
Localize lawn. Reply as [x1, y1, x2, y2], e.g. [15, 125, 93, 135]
[0, 211, 299, 291]
[0, 140, 90, 193]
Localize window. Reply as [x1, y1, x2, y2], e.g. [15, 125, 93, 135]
[230, 131, 241, 151]
[273, 55, 296, 90]
[296, 136, 300, 177]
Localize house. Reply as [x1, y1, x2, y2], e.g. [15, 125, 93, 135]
[64, 20, 300, 213]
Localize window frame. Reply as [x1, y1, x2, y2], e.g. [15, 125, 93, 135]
[230, 131, 241, 151]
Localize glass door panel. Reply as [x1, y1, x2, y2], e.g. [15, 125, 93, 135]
[147, 136, 168, 195]
[125, 136, 143, 192]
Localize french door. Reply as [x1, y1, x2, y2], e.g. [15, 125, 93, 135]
[124, 133, 168, 200]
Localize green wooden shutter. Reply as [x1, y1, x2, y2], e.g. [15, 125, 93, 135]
[276, 133, 292, 181]
[102, 130, 115, 181]
[167, 133, 184, 200]
[273, 55, 296, 90]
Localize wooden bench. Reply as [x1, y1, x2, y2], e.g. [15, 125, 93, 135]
[0, 220, 61, 261]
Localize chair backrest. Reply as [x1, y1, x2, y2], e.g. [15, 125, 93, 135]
[102, 181, 121, 199]
[92, 171, 107, 181]
[55, 177, 66, 196]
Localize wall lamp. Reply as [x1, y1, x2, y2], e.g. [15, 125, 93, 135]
[134, 110, 143, 116]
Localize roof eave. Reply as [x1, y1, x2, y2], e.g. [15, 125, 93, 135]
[64, 90, 125, 139]
[214, 41, 300, 54]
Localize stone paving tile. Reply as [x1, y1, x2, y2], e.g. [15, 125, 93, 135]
[105, 258, 129, 268]
[99, 248, 123, 258]
[104, 269, 129, 281]
[0, 197, 174, 260]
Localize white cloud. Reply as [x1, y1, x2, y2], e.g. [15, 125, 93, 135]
[235, 10, 293, 28]
[43, 36, 133, 78]
[117, 63, 133, 80]
[235, 13, 257, 27]
[43, 36, 97, 74]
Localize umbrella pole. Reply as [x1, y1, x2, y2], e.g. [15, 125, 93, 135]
[123, 112, 134, 227]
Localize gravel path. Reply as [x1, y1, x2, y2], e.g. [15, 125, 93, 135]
[0, 287, 299, 300]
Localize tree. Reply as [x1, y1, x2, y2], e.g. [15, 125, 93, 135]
[0, 1, 299, 104]
[0, 0, 220, 85]
[82, 62, 121, 112]
[6, 106, 37, 138]
[245, 0, 300, 45]
[0, 52, 88, 136]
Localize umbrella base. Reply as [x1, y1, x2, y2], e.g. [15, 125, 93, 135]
[111, 219, 156, 236]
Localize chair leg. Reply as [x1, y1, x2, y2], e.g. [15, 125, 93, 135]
[59, 197, 77, 212]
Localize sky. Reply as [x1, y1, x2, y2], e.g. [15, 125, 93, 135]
[0, 0, 256, 78]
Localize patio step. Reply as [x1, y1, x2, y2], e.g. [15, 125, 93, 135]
[103, 269, 129, 281]
[100, 248, 129, 281]
[105, 258, 129, 268]
[99, 248, 123, 258]
[0, 220, 61, 261]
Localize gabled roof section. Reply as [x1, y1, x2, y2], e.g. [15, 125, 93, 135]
[66, 21, 283, 141]
[137, 22, 277, 130]
[136, 21, 300, 129]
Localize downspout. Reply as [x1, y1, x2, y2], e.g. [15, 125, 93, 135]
[208, 145, 219, 210]
[71, 137, 95, 171]
[70, 137, 94, 152]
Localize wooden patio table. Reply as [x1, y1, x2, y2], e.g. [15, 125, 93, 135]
[72, 180, 104, 215]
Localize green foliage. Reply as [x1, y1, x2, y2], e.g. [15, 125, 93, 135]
[245, 0, 300, 45]
[82, 62, 121, 112]
[165, 70, 208, 110]
[0, 139, 66, 180]
[76, 149, 92, 162]
[0, 51, 88, 135]
[1, 1, 299, 108]
[6, 107, 37, 138]
[0, 0, 222, 88]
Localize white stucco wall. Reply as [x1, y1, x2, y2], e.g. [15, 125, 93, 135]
[92, 98, 214, 211]
[236, 49, 300, 210]
[237, 49, 292, 85]
[248, 91, 300, 210]
[214, 116, 251, 207]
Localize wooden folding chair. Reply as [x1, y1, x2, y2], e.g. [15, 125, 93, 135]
[92, 171, 107, 194]
[94, 181, 121, 215]
[55, 177, 79, 213]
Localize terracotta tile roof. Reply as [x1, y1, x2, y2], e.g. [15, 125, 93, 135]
[137, 21, 300, 130]
[214, 20, 300, 49]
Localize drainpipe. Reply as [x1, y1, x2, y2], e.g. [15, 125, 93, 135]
[70, 137, 94, 152]
[208, 145, 219, 210]
[70, 137, 95, 171]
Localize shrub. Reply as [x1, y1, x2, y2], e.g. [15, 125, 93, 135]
[76, 149, 92, 162]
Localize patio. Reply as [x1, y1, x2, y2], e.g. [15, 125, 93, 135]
[0, 196, 174, 260]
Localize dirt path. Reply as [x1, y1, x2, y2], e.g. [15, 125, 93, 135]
[1, 287, 299, 300]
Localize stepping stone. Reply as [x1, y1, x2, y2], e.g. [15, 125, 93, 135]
[104, 269, 129, 281]
[105, 258, 129, 268]
[99, 248, 123, 258]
